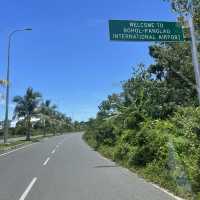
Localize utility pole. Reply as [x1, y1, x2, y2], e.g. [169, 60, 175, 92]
[3, 28, 32, 144]
[188, 0, 200, 103]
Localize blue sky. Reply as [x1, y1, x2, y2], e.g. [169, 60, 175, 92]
[0, 0, 178, 121]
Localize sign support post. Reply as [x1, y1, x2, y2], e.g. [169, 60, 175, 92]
[188, 0, 200, 103]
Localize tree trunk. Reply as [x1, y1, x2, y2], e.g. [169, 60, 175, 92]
[26, 116, 31, 141]
[43, 127, 46, 137]
[43, 119, 46, 137]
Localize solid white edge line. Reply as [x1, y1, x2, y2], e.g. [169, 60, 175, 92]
[96, 147, 185, 200]
[43, 157, 50, 166]
[152, 183, 185, 200]
[19, 177, 37, 200]
[0, 143, 34, 158]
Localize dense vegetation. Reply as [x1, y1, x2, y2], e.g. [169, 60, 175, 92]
[84, 1, 200, 199]
[0, 87, 84, 141]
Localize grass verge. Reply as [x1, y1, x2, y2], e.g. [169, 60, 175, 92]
[0, 134, 54, 155]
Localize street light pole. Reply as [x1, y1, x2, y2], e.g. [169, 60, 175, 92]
[188, 0, 200, 103]
[3, 28, 32, 144]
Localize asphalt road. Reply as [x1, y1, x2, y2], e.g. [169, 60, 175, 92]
[0, 132, 180, 200]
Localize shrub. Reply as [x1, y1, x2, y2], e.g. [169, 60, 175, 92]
[170, 107, 200, 194]
[128, 120, 169, 166]
[125, 111, 145, 129]
[85, 107, 200, 197]
[113, 129, 136, 161]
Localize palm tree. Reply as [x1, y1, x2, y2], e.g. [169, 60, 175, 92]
[13, 87, 42, 141]
[41, 100, 57, 115]
[39, 100, 57, 136]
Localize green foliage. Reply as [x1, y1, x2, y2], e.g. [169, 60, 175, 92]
[85, 107, 200, 197]
[13, 87, 42, 141]
[170, 107, 200, 194]
[164, 0, 200, 14]
[94, 121, 116, 147]
[131, 122, 169, 166]
[12, 120, 27, 136]
[12, 87, 79, 140]
[149, 41, 198, 106]
[113, 129, 136, 161]
[113, 121, 170, 166]
[84, 51, 200, 199]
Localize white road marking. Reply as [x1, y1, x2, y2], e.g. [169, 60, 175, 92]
[152, 184, 185, 200]
[0, 143, 34, 158]
[19, 177, 37, 200]
[51, 149, 56, 154]
[95, 145, 185, 200]
[43, 157, 50, 166]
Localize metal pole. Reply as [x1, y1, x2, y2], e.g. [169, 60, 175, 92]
[188, 0, 200, 103]
[3, 29, 32, 144]
[3, 35, 11, 144]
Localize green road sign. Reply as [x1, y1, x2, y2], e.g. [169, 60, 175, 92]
[109, 20, 184, 42]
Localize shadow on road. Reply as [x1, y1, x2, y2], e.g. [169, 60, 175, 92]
[94, 165, 117, 168]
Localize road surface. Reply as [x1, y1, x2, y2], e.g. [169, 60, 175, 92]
[0, 132, 180, 200]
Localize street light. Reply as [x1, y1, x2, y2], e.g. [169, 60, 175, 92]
[3, 28, 32, 144]
[187, 0, 200, 103]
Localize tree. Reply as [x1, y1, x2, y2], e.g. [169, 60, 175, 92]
[39, 100, 57, 136]
[163, 1, 200, 35]
[97, 93, 122, 119]
[13, 87, 41, 141]
[164, 0, 200, 14]
[148, 41, 198, 106]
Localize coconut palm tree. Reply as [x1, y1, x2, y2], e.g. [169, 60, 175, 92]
[13, 87, 42, 141]
[39, 100, 57, 136]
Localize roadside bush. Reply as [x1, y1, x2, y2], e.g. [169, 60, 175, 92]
[128, 120, 169, 166]
[113, 129, 136, 161]
[95, 121, 116, 146]
[143, 160, 176, 189]
[171, 107, 200, 139]
[125, 111, 145, 129]
[12, 125, 26, 136]
[170, 107, 200, 194]
[83, 129, 98, 149]
[84, 107, 200, 198]
[113, 121, 169, 167]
